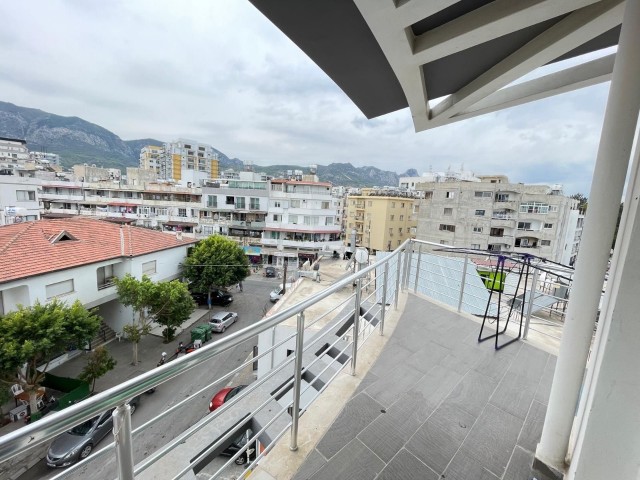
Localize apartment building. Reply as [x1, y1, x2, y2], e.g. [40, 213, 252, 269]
[29, 151, 61, 166]
[200, 171, 269, 257]
[138, 139, 221, 187]
[345, 187, 419, 253]
[415, 174, 582, 264]
[0, 175, 41, 225]
[262, 174, 342, 266]
[72, 164, 121, 182]
[0, 137, 29, 162]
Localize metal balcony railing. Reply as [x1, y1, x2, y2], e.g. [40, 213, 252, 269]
[0, 239, 576, 479]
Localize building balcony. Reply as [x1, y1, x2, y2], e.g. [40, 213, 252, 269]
[261, 238, 343, 249]
[39, 193, 85, 202]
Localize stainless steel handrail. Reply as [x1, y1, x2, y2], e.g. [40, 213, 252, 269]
[0, 239, 410, 465]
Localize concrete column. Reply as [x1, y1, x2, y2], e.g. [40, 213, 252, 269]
[535, 0, 640, 472]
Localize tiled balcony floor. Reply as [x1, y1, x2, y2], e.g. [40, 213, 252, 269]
[294, 294, 556, 480]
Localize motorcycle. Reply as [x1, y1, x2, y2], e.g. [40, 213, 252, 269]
[146, 352, 167, 394]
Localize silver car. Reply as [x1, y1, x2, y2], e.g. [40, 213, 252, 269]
[209, 311, 238, 333]
[46, 397, 140, 468]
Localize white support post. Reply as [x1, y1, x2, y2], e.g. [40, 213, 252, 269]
[113, 405, 134, 480]
[536, 0, 640, 473]
[290, 311, 305, 451]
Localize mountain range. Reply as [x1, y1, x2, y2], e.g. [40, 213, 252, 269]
[0, 101, 417, 187]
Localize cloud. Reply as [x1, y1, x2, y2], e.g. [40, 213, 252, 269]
[0, 0, 612, 195]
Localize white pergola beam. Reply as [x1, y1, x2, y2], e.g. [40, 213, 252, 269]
[413, 0, 603, 64]
[428, 0, 624, 126]
[445, 53, 614, 125]
[394, 0, 460, 28]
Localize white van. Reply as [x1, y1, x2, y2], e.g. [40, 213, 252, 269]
[269, 283, 293, 302]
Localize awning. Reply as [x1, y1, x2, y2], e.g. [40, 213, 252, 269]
[108, 202, 139, 207]
[164, 221, 198, 227]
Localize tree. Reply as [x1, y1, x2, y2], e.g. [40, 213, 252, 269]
[571, 193, 588, 213]
[182, 235, 250, 295]
[79, 346, 116, 393]
[115, 275, 195, 363]
[0, 300, 100, 415]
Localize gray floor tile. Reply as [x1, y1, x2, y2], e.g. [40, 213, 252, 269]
[355, 372, 379, 395]
[292, 449, 327, 480]
[444, 449, 501, 480]
[369, 342, 414, 378]
[404, 341, 450, 373]
[310, 438, 385, 480]
[428, 402, 477, 442]
[489, 373, 537, 420]
[375, 449, 439, 480]
[358, 406, 407, 462]
[316, 392, 384, 460]
[365, 364, 425, 407]
[445, 369, 499, 418]
[406, 420, 462, 474]
[503, 446, 536, 480]
[407, 364, 463, 416]
[534, 354, 557, 405]
[461, 403, 524, 477]
[517, 400, 547, 453]
[508, 343, 549, 387]
[474, 348, 516, 382]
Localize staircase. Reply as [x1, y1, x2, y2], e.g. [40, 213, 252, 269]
[88, 321, 118, 350]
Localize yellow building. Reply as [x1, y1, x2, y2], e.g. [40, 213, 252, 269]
[345, 188, 419, 253]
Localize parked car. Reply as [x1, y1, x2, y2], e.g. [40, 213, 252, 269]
[269, 283, 294, 303]
[208, 311, 238, 333]
[221, 428, 256, 465]
[264, 266, 277, 278]
[46, 396, 140, 468]
[191, 288, 233, 306]
[209, 385, 246, 412]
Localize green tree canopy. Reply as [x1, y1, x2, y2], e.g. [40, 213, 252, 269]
[182, 235, 250, 293]
[0, 300, 100, 414]
[115, 275, 195, 362]
[79, 346, 116, 393]
[571, 193, 588, 213]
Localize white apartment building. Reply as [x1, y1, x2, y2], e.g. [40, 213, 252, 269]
[0, 137, 30, 162]
[29, 151, 61, 166]
[0, 175, 41, 225]
[200, 171, 269, 261]
[262, 176, 342, 266]
[138, 139, 221, 188]
[416, 174, 582, 265]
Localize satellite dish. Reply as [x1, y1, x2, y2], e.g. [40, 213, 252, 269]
[355, 248, 369, 264]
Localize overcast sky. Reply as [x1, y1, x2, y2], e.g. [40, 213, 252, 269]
[0, 0, 612, 195]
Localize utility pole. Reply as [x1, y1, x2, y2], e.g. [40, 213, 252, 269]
[282, 258, 288, 294]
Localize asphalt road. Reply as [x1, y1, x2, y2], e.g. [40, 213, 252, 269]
[18, 275, 279, 480]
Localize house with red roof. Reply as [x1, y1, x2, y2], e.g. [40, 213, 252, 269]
[0, 217, 198, 337]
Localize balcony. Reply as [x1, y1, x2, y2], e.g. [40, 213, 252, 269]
[0, 240, 569, 480]
[39, 192, 84, 202]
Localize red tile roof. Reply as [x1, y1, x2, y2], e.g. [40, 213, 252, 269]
[0, 217, 198, 284]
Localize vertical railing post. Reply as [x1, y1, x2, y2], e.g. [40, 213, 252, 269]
[113, 404, 134, 480]
[413, 245, 422, 293]
[403, 243, 413, 291]
[290, 310, 305, 451]
[394, 252, 402, 310]
[380, 262, 389, 336]
[457, 254, 469, 312]
[523, 267, 539, 340]
[351, 277, 362, 376]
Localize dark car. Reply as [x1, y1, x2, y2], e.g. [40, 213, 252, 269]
[264, 266, 277, 278]
[46, 396, 140, 468]
[221, 428, 256, 465]
[191, 288, 233, 306]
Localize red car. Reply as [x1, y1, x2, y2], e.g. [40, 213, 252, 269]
[209, 385, 246, 412]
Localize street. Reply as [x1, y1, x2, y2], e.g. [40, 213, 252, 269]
[17, 275, 279, 480]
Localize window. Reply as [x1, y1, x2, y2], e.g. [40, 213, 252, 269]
[471, 244, 481, 249]
[541, 240, 551, 246]
[445, 191, 455, 199]
[401, 203, 405, 208]
[519, 202, 549, 214]
[273, 214, 281, 222]
[16, 190, 35, 201]
[544, 223, 553, 229]
[325, 217, 333, 226]
[400, 215, 404, 221]
[226, 196, 235, 205]
[473, 226, 483, 233]
[304, 216, 319, 226]
[368, 201, 373, 207]
[444, 208, 453, 216]
[142, 261, 157, 275]
[549, 205, 559, 212]
[274, 201, 281, 208]
[440, 240, 449, 245]
[490, 228, 504, 237]
[475, 191, 492, 198]
[321, 201, 330, 209]
[399, 228, 403, 234]
[289, 215, 298, 224]
[46, 279, 74, 299]
[495, 193, 510, 202]
[207, 196, 217, 208]
[178, 208, 187, 217]
[517, 222, 532, 230]
[424, 191, 433, 199]
[390, 215, 395, 221]
[475, 209, 485, 216]
[439, 224, 455, 232]
[391, 202, 396, 208]
[250, 198, 260, 210]
[235, 197, 246, 209]
[97, 265, 115, 290]
[290, 200, 300, 208]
